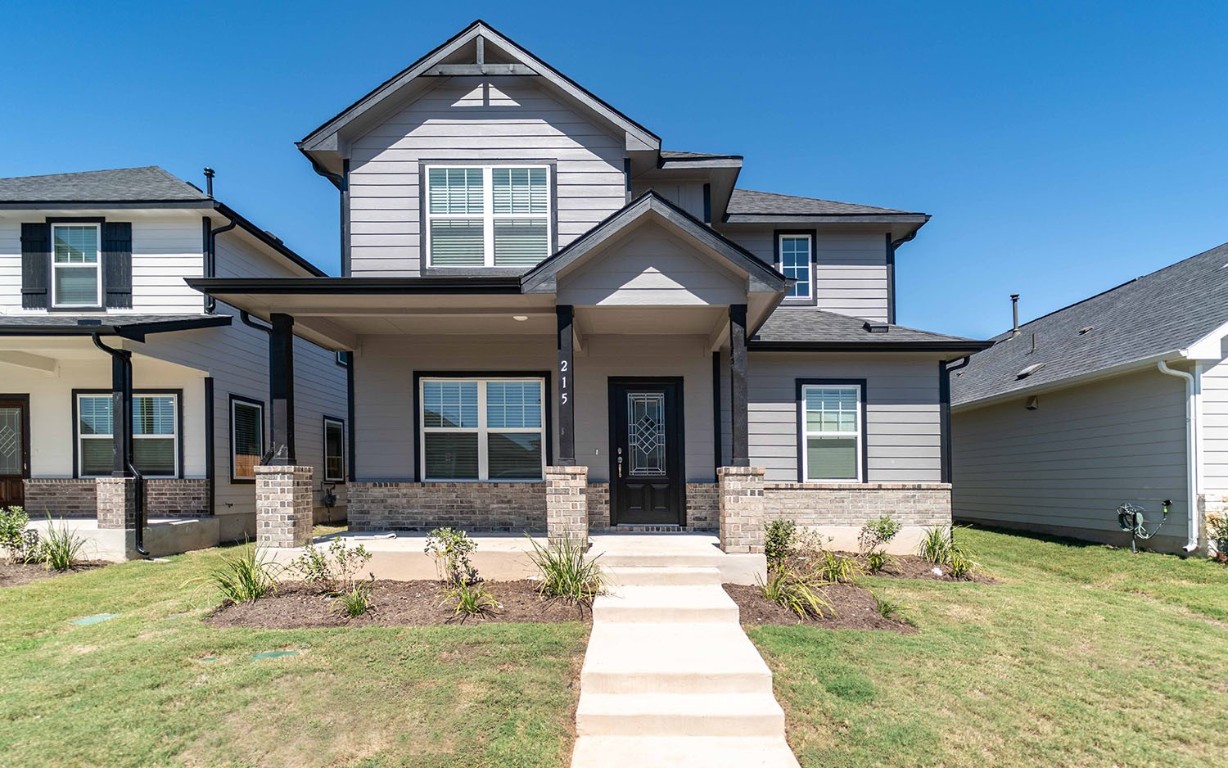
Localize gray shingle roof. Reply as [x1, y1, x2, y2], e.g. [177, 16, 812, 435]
[727, 188, 916, 216]
[659, 150, 741, 160]
[752, 309, 984, 349]
[951, 241, 1228, 406]
[0, 166, 207, 203]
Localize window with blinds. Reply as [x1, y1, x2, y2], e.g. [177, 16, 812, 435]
[231, 398, 264, 482]
[420, 378, 544, 481]
[425, 166, 551, 268]
[77, 393, 178, 477]
[53, 224, 102, 307]
[800, 384, 862, 482]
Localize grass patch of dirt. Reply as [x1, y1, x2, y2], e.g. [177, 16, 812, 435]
[0, 560, 106, 588]
[208, 579, 591, 628]
[724, 582, 914, 632]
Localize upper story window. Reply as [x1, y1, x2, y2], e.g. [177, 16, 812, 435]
[425, 165, 552, 268]
[777, 233, 813, 302]
[52, 224, 102, 307]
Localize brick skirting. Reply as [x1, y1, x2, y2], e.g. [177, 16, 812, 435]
[763, 482, 952, 528]
[145, 479, 210, 517]
[584, 482, 719, 531]
[348, 481, 547, 532]
[22, 479, 96, 517]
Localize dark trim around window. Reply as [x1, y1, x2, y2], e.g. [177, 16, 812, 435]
[71, 388, 184, 479]
[47, 217, 106, 312]
[774, 229, 817, 306]
[794, 378, 867, 483]
[228, 394, 265, 484]
[323, 415, 347, 484]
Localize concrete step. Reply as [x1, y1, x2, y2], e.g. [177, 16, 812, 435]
[581, 621, 773, 695]
[604, 565, 722, 587]
[593, 585, 740, 624]
[575, 691, 785, 737]
[571, 736, 800, 768]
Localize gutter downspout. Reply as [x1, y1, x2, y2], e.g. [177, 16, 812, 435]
[204, 216, 239, 313]
[1157, 360, 1200, 553]
[940, 356, 972, 484]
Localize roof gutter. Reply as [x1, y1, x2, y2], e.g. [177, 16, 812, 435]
[1157, 359, 1202, 553]
[748, 340, 992, 353]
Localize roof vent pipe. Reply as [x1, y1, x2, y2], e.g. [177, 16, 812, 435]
[204, 167, 215, 199]
[1011, 294, 1021, 337]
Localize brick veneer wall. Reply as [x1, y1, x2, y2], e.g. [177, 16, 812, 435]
[686, 483, 720, 530]
[546, 466, 588, 543]
[255, 466, 314, 548]
[586, 483, 611, 529]
[96, 478, 137, 529]
[348, 481, 547, 532]
[763, 483, 951, 527]
[22, 479, 96, 517]
[145, 479, 210, 518]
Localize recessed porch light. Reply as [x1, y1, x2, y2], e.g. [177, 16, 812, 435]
[512, 315, 529, 322]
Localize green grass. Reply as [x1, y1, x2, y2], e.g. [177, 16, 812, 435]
[751, 528, 1228, 767]
[0, 545, 587, 768]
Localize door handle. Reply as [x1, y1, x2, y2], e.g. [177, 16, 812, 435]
[617, 455, 623, 478]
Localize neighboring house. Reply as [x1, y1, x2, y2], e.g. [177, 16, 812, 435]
[0, 167, 348, 550]
[192, 20, 987, 551]
[951, 243, 1228, 554]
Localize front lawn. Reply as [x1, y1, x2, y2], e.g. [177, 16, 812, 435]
[752, 528, 1228, 767]
[0, 546, 587, 768]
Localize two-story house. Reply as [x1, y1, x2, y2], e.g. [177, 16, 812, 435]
[193, 21, 988, 552]
[0, 166, 348, 557]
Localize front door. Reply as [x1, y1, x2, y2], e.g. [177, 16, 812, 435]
[0, 397, 30, 508]
[609, 379, 684, 525]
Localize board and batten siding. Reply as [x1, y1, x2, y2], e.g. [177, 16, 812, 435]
[721, 226, 891, 322]
[0, 211, 204, 314]
[744, 352, 942, 483]
[951, 367, 1190, 551]
[347, 76, 628, 276]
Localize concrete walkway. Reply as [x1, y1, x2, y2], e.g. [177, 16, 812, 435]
[571, 541, 799, 767]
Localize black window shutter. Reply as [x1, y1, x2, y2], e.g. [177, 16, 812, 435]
[20, 223, 50, 309]
[102, 222, 133, 309]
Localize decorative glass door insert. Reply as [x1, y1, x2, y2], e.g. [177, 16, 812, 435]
[627, 392, 666, 477]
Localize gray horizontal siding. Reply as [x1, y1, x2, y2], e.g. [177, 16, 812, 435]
[951, 368, 1189, 539]
[1200, 339, 1228, 494]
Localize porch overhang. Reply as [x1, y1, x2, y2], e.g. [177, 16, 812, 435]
[0, 314, 231, 343]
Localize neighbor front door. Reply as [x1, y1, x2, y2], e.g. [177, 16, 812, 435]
[609, 379, 684, 525]
[0, 398, 29, 508]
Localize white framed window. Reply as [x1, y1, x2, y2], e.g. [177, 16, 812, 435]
[77, 393, 178, 477]
[799, 383, 862, 482]
[323, 417, 346, 482]
[419, 377, 545, 480]
[52, 223, 102, 307]
[778, 233, 813, 301]
[230, 396, 264, 482]
[424, 165, 552, 268]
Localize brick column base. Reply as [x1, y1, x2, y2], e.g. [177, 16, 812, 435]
[96, 478, 137, 529]
[719, 466, 765, 553]
[255, 466, 314, 548]
[546, 466, 588, 544]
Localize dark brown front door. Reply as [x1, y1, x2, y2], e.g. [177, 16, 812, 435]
[609, 379, 684, 525]
[0, 397, 30, 508]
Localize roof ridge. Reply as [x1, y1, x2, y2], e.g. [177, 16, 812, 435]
[0, 165, 167, 182]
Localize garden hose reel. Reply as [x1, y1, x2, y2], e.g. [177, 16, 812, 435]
[1116, 499, 1170, 553]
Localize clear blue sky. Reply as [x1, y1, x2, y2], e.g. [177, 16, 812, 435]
[3, 1, 1226, 338]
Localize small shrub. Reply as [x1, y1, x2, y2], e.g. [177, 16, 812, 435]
[40, 519, 85, 572]
[444, 580, 497, 620]
[949, 547, 978, 580]
[527, 536, 605, 604]
[425, 527, 480, 586]
[759, 567, 832, 619]
[873, 592, 902, 620]
[858, 515, 901, 553]
[865, 549, 890, 574]
[814, 550, 862, 584]
[289, 538, 372, 593]
[919, 526, 954, 565]
[764, 519, 797, 571]
[1208, 512, 1228, 562]
[337, 577, 375, 617]
[210, 545, 277, 604]
[0, 506, 30, 560]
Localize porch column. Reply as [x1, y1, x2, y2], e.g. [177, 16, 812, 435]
[269, 313, 296, 465]
[729, 304, 750, 467]
[556, 304, 576, 466]
[108, 345, 134, 477]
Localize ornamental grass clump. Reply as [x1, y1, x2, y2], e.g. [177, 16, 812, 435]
[527, 536, 605, 605]
[444, 580, 497, 621]
[210, 545, 277, 604]
[39, 518, 85, 572]
[919, 525, 978, 579]
[758, 565, 832, 619]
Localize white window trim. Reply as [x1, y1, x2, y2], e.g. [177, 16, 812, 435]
[778, 233, 813, 302]
[230, 398, 265, 482]
[77, 393, 179, 478]
[323, 417, 346, 483]
[799, 384, 863, 483]
[419, 377, 546, 481]
[424, 164, 553, 268]
[52, 223, 103, 308]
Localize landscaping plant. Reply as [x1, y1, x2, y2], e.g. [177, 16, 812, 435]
[918, 525, 978, 579]
[338, 576, 375, 617]
[858, 515, 901, 573]
[764, 518, 797, 571]
[209, 545, 277, 604]
[445, 579, 497, 620]
[815, 549, 863, 584]
[289, 538, 372, 593]
[39, 518, 85, 572]
[527, 535, 605, 605]
[0, 506, 30, 560]
[872, 591, 903, 620]
[425, 527, 480, 586]
[758, 566, 832, 619]
[1208, 511, 1228, 563]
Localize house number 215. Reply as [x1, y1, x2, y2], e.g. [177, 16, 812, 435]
[560, 359, 569, 404]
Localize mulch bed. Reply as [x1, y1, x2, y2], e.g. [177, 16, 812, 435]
[0, 561, 106, 588]
[208, 579, 591, 628]
[856, 553, 997, 584]
[724, 582, 915, 633]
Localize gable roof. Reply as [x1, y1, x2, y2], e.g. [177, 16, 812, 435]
[750, 309, 988, 352]
[0, 166, 208, 204]
[951, 241, 1228, 407]
[299, 20, 660, 159]
[521, 191, 787, 294]
[725, 188, 923, 218]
